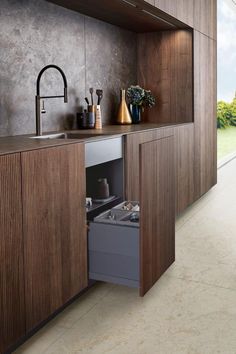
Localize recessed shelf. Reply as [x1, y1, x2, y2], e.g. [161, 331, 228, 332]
[47, 0, 191, 32]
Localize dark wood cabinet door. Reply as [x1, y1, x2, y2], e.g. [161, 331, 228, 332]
[139, 136, 175, 296]
[175, 124, 195, 214]
[194, 32, 217, 199]
[125, 128, 174, 201]
[0, 154, 25, 354]
[21, 144, 87, 331]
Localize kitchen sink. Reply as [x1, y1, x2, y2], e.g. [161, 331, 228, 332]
[30, 132, 106, 140]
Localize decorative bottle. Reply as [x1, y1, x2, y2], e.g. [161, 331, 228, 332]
[117, 89, 132, 125]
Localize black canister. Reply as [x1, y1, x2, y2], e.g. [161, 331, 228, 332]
[96, 178, 110, 199]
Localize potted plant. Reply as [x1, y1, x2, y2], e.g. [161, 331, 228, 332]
[127, 85, 155, 124]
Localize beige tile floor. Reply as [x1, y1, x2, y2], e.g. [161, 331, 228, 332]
[15, 160, 236, 354]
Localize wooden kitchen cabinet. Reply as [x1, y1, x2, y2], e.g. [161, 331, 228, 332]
[125, 128, 174, 201]
[155, 0, 194, 27]
[125, 125, 195, 216]
[140, 136, 175, 295]
[175, 124, 195, 214]
[194, 32, 217, 199]
[194, 0, 217, 40]
[21, 144, 87, 331]
[0, 154, 25, 354]
[88, 135, 175, 296]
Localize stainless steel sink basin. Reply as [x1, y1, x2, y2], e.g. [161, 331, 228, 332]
[30, 132, 105, 140]
[30, 133, 67, 140]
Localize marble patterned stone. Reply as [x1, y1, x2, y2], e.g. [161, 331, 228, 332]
[0, 0, 137, 137]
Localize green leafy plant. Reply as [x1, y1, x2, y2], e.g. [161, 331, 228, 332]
[217, 93, 236, 129]
[127, 85, 155, 108]
[217, 101, 231, 129]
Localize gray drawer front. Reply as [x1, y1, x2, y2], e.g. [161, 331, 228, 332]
[85, 137, 123, 167]
[89, 222, 139, 258]
[89, 251, 139, 280]
[88, 221, 140, 286]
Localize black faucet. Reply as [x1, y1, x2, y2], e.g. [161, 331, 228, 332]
[35, 64, 68, 136]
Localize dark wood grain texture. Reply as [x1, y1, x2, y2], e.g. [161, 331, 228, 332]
[125, 127, 174, 201]
[47, 0, 190, 32]
[21, 144, 87, 331]
[194, 31, 217, 199]
[140, 136, 175, 296]
[194, 0, 217, 40]
[0, 123, 188, 156]
[175, 124, 195, 214]
[155, 0, 194, 27]
[0, 154, 25, 354]
[137, 30, 193, 124]
[125, 124, 195, 215]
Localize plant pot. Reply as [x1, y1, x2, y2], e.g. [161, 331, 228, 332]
[129, 104, 142, 124]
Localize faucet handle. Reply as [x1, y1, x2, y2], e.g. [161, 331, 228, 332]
[41, 100, 46, 114]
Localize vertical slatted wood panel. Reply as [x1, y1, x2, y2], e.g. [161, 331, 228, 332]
[140, 136, 175, 296]
[125, 124, 196, 215]
[21, 144, 87, 331]
[137, 30, 193, 124]
[0, 154, 25, 354]
[175, 124, 195, 214]
[194, 31, 217, 199]
[125, 127, 174, 201]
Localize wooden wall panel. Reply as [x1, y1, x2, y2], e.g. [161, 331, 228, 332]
[137, 30, 193, 124]
[22, 144, 87, 331]
[155, 0, 194, 27]
[140, 136, 175, 296]
[0, 154, 25, 354]
[194, 0, 217, 40]
[194, 31, 217, 199]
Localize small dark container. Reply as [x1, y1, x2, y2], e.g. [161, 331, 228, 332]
[77, 112, 95, 129]
[129, 104, 141, 124]
[96, 178, 110, 199]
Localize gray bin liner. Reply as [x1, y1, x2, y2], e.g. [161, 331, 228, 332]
[88, 211, 140, 287]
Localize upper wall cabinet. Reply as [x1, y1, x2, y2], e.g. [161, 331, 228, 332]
[137, 30, 193, 124]
[155, 0, 194, 27]
[47, 0, 190, 32]
[194, 0, 217, 40]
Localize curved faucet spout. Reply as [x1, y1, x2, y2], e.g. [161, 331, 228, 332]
[35, 64, 68, 136]
[36, 64, 68, 102]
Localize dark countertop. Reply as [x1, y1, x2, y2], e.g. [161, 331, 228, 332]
[0, 122, 193, 156]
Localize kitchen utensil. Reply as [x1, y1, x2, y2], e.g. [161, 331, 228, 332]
[89, 88, 94, 105]
[95, 105, 102, 129]
[96, 89, 103, 105]
[85, 97, 89, 105]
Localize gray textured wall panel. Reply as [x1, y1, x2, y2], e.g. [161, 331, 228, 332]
[0, 0, 137, 137]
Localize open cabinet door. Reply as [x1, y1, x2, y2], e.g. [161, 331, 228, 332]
[140, 136, 175, 296]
